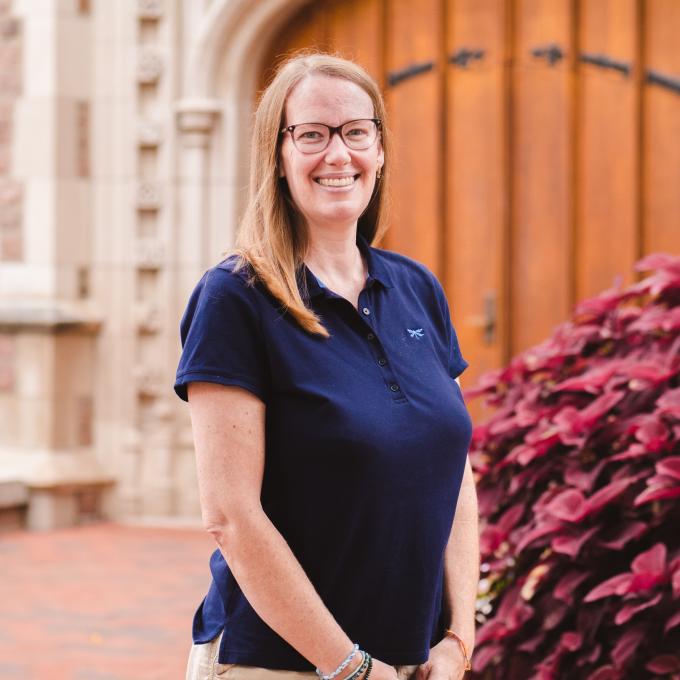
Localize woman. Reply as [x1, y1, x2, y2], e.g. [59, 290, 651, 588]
[175, 53, 479, 680]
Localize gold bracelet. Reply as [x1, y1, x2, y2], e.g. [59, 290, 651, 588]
[444, 629, 472, 671]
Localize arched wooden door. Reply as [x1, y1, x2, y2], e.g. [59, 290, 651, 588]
[258, 0, 680, 413]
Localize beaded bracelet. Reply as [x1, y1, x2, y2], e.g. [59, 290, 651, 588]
[444, 629, 472, 671]
[315, 643, 359, 680]
[363, 654, 374, 680]
[341, 651, 370, 680]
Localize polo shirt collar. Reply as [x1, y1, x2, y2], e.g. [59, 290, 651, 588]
[299, 231, 394, 300]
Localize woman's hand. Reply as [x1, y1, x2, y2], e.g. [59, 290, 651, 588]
[414, 638, 468, 680]
[365, 657, 400, 680]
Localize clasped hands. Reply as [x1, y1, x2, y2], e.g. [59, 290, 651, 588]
[365, 637, 469, 680]
[414, 637, 469, 680]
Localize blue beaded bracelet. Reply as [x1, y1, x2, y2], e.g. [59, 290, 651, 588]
[341, 650, 370, 680]
[316, 643, 360, 680]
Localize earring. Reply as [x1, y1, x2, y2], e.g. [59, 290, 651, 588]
[376, 167, 382, 179]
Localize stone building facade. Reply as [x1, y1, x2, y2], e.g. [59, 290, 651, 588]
[0, 0, 309, 529]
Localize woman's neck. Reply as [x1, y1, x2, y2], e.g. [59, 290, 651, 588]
[304, 225, 367, 286]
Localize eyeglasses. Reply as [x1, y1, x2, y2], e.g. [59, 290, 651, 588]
[280, 118, 381, 154]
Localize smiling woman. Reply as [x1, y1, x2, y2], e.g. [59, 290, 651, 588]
[279, 76, 383, 231]
[176, 53, 479, 680]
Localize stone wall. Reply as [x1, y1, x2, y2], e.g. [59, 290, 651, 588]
[0, 1, 22, 261]
[0, 0, 310, 528]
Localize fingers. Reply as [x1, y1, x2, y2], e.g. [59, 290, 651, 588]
[415, 662, 430, 680]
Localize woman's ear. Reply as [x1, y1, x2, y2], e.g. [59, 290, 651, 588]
[376, 142, 385, 172]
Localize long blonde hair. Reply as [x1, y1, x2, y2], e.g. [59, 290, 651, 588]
[228, 52, 392, 338]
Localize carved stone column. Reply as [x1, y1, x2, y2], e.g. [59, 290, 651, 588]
[174, 98, 222, 319]
[172, 98, 221, 516]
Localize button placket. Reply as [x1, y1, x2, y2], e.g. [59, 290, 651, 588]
[357, 315, 405, 403]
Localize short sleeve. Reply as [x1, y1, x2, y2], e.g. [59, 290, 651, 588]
[173, 265, 270, 403]
[431, 275, 469, 380]
[446, 316, 469, 380]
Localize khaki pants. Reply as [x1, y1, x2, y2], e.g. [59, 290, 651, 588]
[186, 631, 420, 680]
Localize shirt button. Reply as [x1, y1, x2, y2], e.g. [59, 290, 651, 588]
[378, 358, 387, 366]
[389, 383, 400, 392]
[362, 307, 370, 316]
[366, 332, 375, 341]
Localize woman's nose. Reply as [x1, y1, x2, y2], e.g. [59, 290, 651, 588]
[323, 131, 351, 163]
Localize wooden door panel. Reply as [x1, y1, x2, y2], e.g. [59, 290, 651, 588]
[511, 0, 573, 353]
[383, 0, 443, 275]
[576, 0, 640, 299]
[258, 3, 329, 94]
[444, 0, 508, 393]
[326, 0, 384, 84]
[644, 0, 680, 256]
[259, 0, 680, 396]
[275, 3, 330, 56]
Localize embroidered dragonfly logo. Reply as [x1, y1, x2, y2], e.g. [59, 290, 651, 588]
[407, 328, 424, 338]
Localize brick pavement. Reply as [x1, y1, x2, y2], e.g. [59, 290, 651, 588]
[0, 521, 217, 679]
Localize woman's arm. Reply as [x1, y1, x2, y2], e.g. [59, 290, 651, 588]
[419, 456, 478, 680]
[442, 453, 479, 657]
[188, 381, 388, 679]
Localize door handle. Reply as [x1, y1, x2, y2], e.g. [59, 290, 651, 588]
[466, 291, 497, 345]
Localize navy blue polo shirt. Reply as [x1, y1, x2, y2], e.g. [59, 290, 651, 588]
[174, 232, 473, 670]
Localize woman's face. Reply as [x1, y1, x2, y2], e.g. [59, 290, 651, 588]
[279, 74, 384, 233]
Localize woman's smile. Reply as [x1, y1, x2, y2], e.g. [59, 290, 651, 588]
[314, 173, 360, 189]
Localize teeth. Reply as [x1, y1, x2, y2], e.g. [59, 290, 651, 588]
[317, 176, 356, 187]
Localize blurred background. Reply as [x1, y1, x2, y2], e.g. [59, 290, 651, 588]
[0, 0, 678, 531]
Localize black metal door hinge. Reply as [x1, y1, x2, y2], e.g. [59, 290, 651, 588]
[579, 52, 631, 76]
[646, 69, 680, 95]
[531, 43, 565, 66]
[449, 48, 485, 68]
[387, 60, 434, 87]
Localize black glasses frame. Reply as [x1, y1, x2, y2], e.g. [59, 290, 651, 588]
[279, 118, 382, 153]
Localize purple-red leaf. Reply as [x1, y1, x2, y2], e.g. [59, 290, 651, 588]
[553, 361, 626, 394]
[657, 387, 680, 419]
[470, 642, 502, 673]
[585, 478, 631, 515]
[633, 484, 680, 506]
[545, 489, 587, 522]
[577, 644, 602, 667]
[628, 543, 667, 585]
[584, 573, 633, 602]
[586, 666, 619, 680]
[657, 456, 680, 480]
[564, 460, 607, 493]
[514, 521, 563, 554]
[598, 521, 647, 550]
[646, 655, 680, 674]
[665, 609, 680, 633]
[560, 631, 582, 651]
[610, 626, 645, 667]
[554, 571, 590, 604]
[672, 568, 680, 599]
[552, 526, 599, 558]
[635, 252, 680, 276]
[614, 592, 662, 625]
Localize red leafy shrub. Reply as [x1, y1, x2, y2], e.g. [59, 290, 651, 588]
[465, 254, 680, 680]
